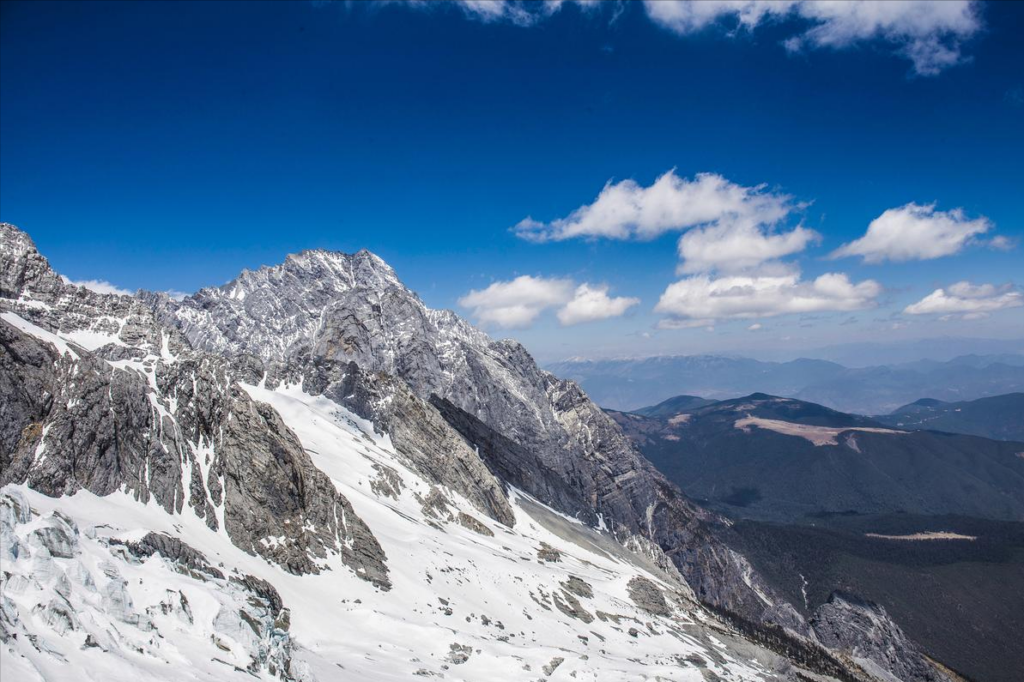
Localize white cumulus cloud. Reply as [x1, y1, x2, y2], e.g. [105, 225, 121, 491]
[830, 203, 993, 263]
[904, 281, 1022, 317]
[60, 276, 133, 297]
[557, 283, 639, 326]
[515, 171, 793, 243]
[515, 170, 814, 273]
[459, 275, 637, 328]
[643, 0, 981, 76]
[459, 275, 574, 328]
[655, 271, 882, 323]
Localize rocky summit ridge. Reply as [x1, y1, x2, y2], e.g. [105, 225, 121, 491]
[0, 222, 952, 682]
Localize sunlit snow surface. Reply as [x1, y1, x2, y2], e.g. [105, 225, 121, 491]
[2, 351, 778, 680]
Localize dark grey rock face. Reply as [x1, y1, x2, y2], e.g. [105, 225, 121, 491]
[552, 589, 593, 623]
[427, 395, 595, 526]
[456, 512, 493, 536]
[0, 320, 191, 511]
[0, 224, 65, 301]
[0, 321, 389, 587]
[308, 361, 515, 527]
[543, 656, 565, 676]
[812, 593, 953, 682]
[28, 525, 76, 558]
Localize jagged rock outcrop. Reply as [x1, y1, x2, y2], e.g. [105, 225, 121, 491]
[812, 593, 953, 682]
[122, 532, 226, 578]
[0, 320, 389, 586]
[0, 224, 388, 588]
[1, 225, 65, 300]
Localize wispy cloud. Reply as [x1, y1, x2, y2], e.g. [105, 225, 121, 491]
[643, 1, 982, 76]
[657, 317, 716, 331]
[60, 276, 133, 297]
[377, 1, 983, 76]
[164, 289, 190, 302]
[1006, 87, 1024, 108]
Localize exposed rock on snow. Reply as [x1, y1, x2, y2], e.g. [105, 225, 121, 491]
[121, 532, 226, 579]
[628, 575, 672, 617]
[561, 576, 593, 599]
[543, 656, 564, 675]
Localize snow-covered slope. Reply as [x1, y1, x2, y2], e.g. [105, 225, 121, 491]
[2, 377, 789, 681]
[1, 223, 939, 682]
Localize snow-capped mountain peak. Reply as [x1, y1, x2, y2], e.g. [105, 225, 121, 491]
[1, 223, 946, 682]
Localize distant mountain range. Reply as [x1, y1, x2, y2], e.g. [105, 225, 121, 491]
[787, 338, 1024, 367]
[875, 393, 1024, 441]
[548, 354, 1024, 414]
[610, 392, 1024, 682]
[609, 393, 1024, 524]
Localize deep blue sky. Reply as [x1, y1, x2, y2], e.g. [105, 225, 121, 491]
[2, 1, 1022, 361]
